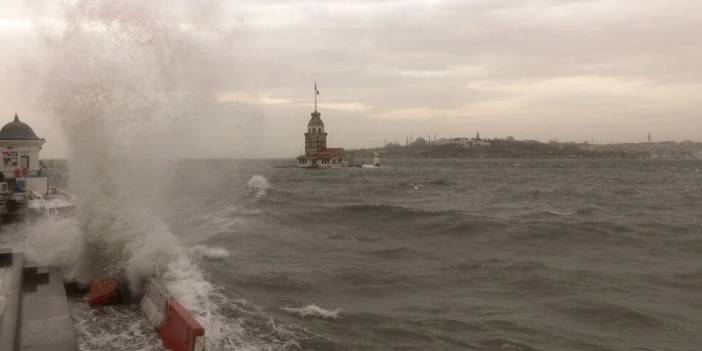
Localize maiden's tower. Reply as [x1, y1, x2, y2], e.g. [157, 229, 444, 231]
[297, 83, 349, 168]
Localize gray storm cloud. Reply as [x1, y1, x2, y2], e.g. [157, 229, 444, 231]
[1, 0, 701, 158]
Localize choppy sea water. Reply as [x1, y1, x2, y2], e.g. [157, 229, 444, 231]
[165, 159, 702, 351]
[4, 158, 702, 350]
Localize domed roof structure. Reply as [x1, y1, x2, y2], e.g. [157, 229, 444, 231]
[0, 114, 41, 140]
[307, 110, 324, 127]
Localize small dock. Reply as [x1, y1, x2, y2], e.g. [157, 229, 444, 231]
[0, 248, 78, 351]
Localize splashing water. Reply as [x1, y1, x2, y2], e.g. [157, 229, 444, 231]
[33, 0, 226, 287]
[247, 175, 271, 199]
[9, 1, 300, 350]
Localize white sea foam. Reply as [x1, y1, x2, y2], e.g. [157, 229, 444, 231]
[191, 245, 231, 260]
[70, 302, 163, 351]
[547, 210, 576, 217]
[247, 175, 271, 199]
[282, 304, 342, 320]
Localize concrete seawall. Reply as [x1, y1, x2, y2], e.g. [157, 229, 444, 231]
[0, 249, 77, 351]
[0, 249, 23, 351]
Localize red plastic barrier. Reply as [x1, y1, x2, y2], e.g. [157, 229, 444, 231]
[159, 299, 205, 351]
[88, 278, 122, 307]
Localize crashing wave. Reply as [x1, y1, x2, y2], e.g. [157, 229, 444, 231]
[23, 0, 297, 349]
[282, 304, 342, 320]
[247, 175, 271, 199]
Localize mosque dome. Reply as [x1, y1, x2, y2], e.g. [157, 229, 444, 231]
[0, 114, 41, 140]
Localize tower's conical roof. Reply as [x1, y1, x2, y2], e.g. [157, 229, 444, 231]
[308, 110, 324, 127]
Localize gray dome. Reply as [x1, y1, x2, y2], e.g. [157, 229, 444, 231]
[308, 110, 324, 127]
[0, 114, 41, 140]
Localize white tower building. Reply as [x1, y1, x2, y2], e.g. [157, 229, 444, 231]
[0, 114, 48, 193]
[296, 82, 348, 168]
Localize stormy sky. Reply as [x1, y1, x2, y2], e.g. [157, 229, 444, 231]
[1, 0, 701, 158]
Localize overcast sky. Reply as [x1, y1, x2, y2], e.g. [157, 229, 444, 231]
[1, 0, 701, 158]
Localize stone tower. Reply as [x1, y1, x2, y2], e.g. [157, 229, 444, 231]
[304, 82, 327, 156]
[305, 109, 327, 156]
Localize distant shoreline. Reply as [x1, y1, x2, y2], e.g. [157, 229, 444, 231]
[348, 138, 702, 160]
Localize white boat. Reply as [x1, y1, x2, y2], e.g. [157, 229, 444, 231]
[362, 154, 381, 168]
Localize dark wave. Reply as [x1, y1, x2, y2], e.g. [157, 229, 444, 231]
[505, 220, 642, 244]
[330, 203, 453, 217]
[435, 217, 512, 236]
[560, 302, 663, 330]
[506, 273, 581, 296]
[285, 203, 462, 228]
[234, 274, 312, 292]
[331, 313, 477, 350]
[479, 338, 539, 351]
[365, 246, 416, 259]
[332, 270, 414, 287]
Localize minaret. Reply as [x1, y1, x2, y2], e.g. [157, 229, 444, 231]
[648, 131, 652, 144]
[304, 81, 327, 156]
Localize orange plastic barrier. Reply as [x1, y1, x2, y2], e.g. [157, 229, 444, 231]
[159, 299, 205, 351]
[88, 278, 122, 307]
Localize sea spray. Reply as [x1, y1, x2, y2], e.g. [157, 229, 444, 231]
[247, 174, 272, 199]
[35, 0, 227, 285]
[22, 1, 290, 349]
[23, 215, 87, 280]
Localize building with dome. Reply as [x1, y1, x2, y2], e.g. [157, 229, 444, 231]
[296, 84, 349, 168]
[0, 114, 48, 194]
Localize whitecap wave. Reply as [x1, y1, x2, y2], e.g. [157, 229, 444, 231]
[247, 175, 271, 199]
[191, 245, 231, 260]
[282, 304, 342, 320]
[547, 210, 576, 216]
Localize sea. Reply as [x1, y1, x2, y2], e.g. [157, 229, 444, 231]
[2, 158, 702, 351]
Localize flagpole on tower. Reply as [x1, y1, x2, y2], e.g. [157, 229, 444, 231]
[314, 80, 319, 112]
